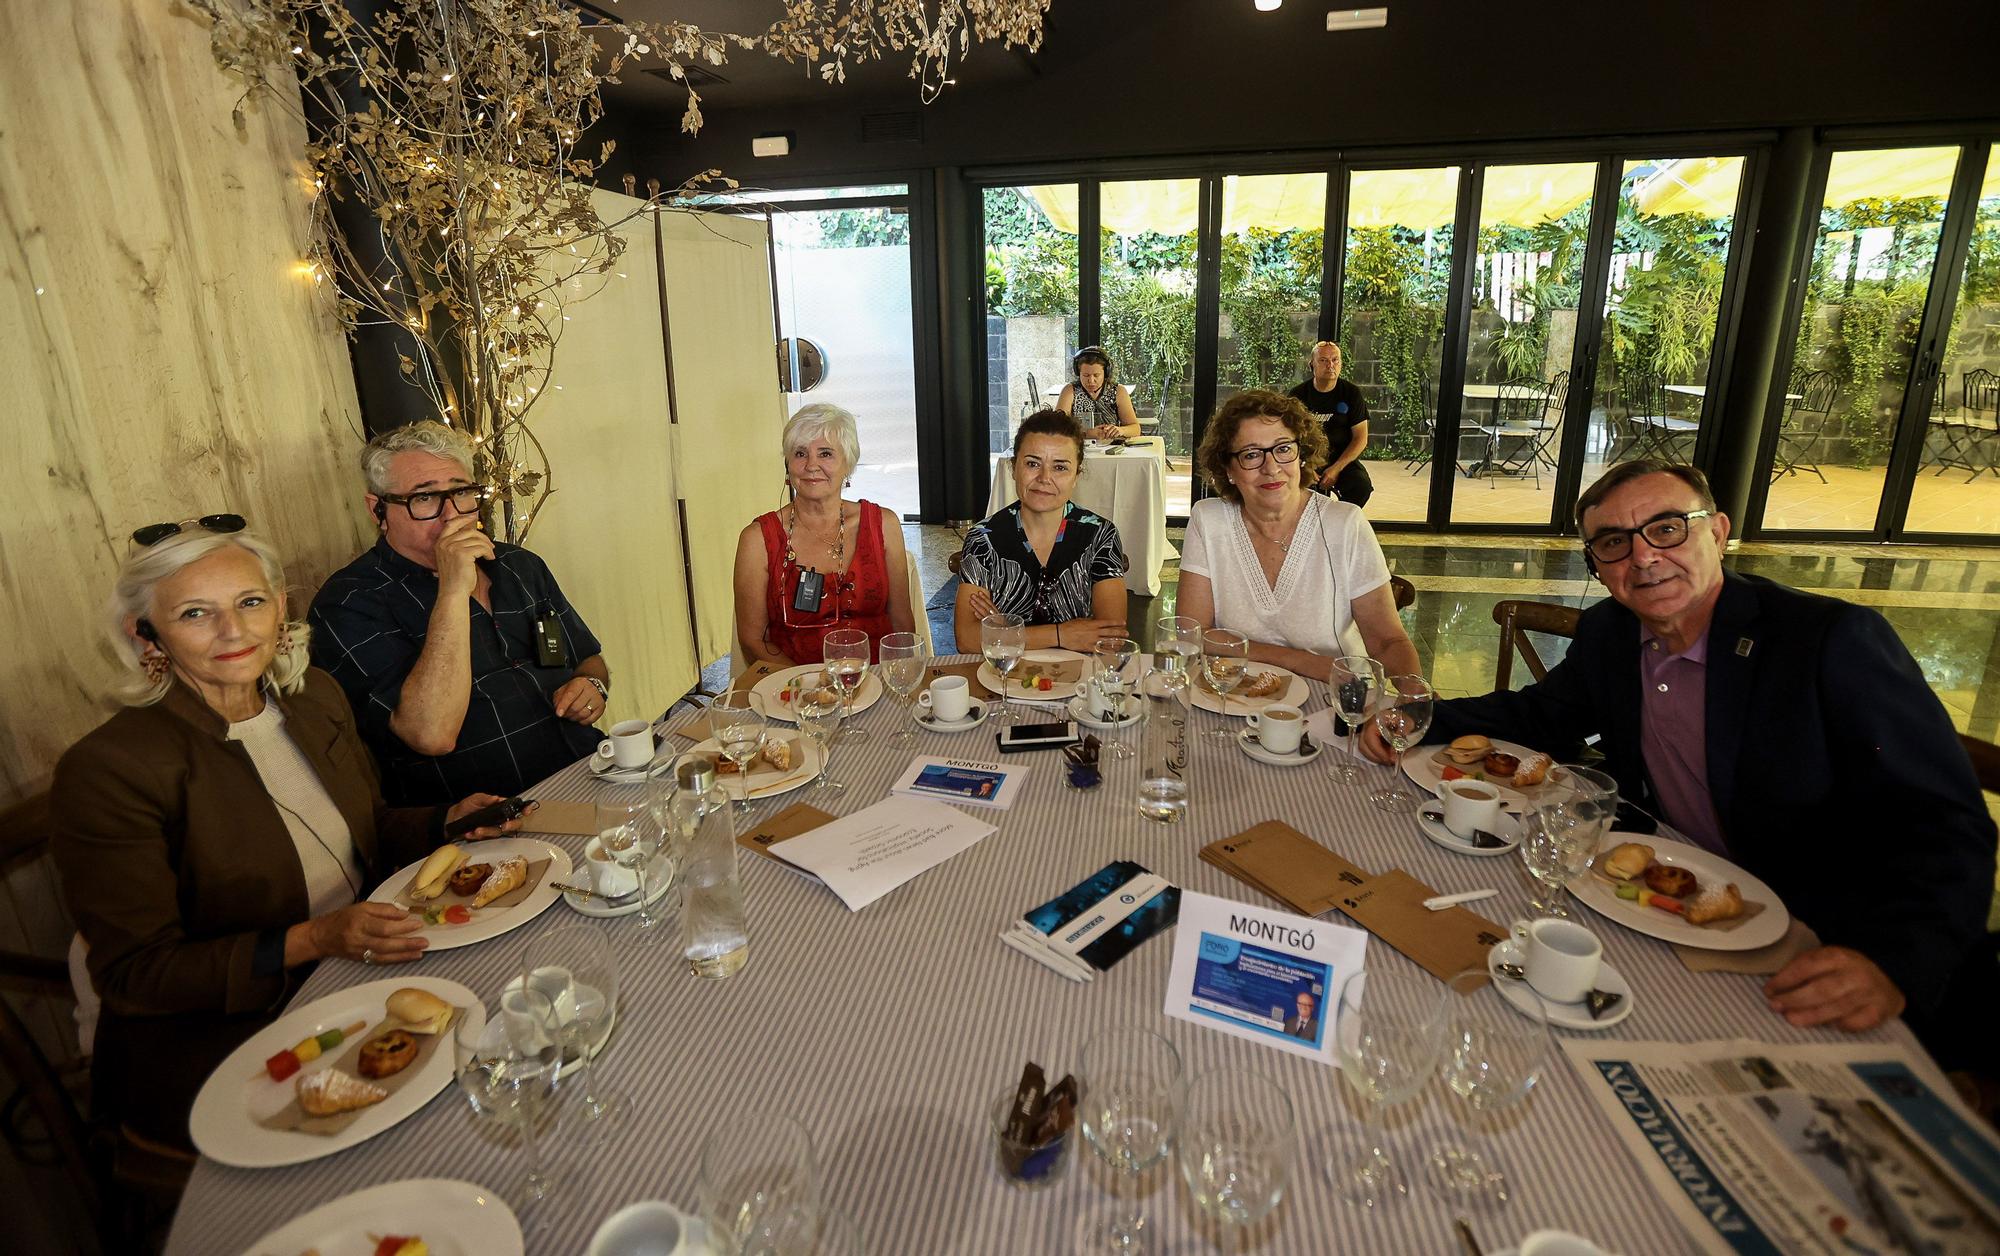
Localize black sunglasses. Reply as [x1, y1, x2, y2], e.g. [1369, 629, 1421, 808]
[131, 514, 247, 547]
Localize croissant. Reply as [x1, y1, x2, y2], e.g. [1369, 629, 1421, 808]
[763, 739, 795, 771]
[1685, 882, 1743, 925]
[297, 1068, 388, 1116]
[471, 856, 528, 907]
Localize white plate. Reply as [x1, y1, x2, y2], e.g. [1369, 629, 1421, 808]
[1401, 738, 1556, 808]
[1489, 941, 1633, 1032]
[367, 837, 571, 951]
[1190, 664, 1309, 716]
[238, 1177, 522, 1256]
[978, 648, 1090, 702]
[1569, 837, 1791, 951]
[1067, 695, 1141, 730]
[563, 872, 674, 919]
[682, 734, 821, 803]
[1416, 803, 1524, 858]
[752, 664, 883, 724]
[915, 699, 990, 732]
[192, 977, 482, 1169]
[1235, 726, 1322, 767]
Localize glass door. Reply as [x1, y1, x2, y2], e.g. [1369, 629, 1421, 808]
[981, 185, 1079, 457]
[1100, 178, 1201, 516]
[1215, 173, 1326, 409]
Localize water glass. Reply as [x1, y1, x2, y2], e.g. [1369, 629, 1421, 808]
[1091, 636, 1139, 761]
[1078, 1028, 1183, 1251]
[699, 1114, 819, 1256]
[980, 613, 1026, 726]
[710, 692, 768, 819]
[1326, 654, 1384, 786]
[521, 923, 628, 1146]
[599, 789, 667, 935]
[1199, 627, 1249, 740]
[1153, 615, 1201, 695]
[822, 628, 871, 745]
[1522, 767, 1616, 916]
[1329, 967, 1446, 1207]
[456, 990, 563, 1220]
[877, 631, 926, 747]
[1424, 967, 1551, 1211]
[1178, 1070, 1295, 1242]
[1367, 674, 1435, 812]
[792, 676, 846, 796]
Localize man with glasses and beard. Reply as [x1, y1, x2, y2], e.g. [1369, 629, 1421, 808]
[310, 422, 611, 805]
[1360, 461, 1993, 1055]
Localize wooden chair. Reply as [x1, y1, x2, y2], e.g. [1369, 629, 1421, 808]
[1491, 600, 1581, 690]
[1957, 732, 2000, 795]
[1390, 574, 1415, 611]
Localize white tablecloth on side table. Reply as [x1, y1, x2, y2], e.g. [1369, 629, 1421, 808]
[986, 446, 1173, 596]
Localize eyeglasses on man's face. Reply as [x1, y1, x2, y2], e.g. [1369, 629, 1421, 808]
[1229, 440, 1300, 470]
[379, 484, 493, 521]
[1585, 509, 1715, 563]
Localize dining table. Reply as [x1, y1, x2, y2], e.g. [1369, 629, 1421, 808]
[986, 444, 1174, 597]
[167, 657, 1945, 1255]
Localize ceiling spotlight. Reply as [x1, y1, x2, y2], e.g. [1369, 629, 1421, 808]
[1255, 0, 1282, 10]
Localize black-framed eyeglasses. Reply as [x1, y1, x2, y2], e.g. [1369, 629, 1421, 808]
[1585, 510, 1715, 563]
[1230, 440, 1300, 470]
[378, 484, 493, 521]
[131, 514, 247, 547]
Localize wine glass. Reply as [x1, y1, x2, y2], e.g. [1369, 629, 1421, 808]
[1367, 674, 1435, 812]
[1177, 1070, 1295, 1246]
[792, 675, 846, 796]
[1423, 967, 1551, 1211]
[599, 789, 668, 935]
[1326, 655, 1384, 786]
[699, 1113, 819, 1256]
[1520, 766, 1617, 917]
[980, 613, 1026, 726]
[1077, 1028, 1183, 1251]
[1329, 967, 1446, 1207]
[710, 692, 768, 820]
[1199, 627, 1248, 740]
[1091, 636, 1139, 761]
[822, 628, 871, 745]
[521, 922, 628, 1147]
[1153, 615, 1201, 695]
[877, 631, 926, 747]
[456, 989, 563, 1222]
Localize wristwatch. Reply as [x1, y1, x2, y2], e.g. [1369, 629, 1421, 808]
[584, 676, 609, 703]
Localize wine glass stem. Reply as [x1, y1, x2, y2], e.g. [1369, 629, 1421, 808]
[517, 1103, 549, 1196]
[570, 1023, 600, 1108]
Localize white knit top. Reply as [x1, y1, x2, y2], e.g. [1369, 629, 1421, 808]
[227, 702, 362, 916]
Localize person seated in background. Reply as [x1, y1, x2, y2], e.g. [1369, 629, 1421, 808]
[310, 421, 610, 806]
[1178, 390, 1420, 682]
[1359, 460, 1996, 1045]
[734, 403, 913, 666]
[1057, 345, 1141, 441]
[54, 520, 526, 1153]
[956, 409, 1129, 652]
[1290, 340, 1374, 508]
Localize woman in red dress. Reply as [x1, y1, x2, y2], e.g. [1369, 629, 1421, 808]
[733, 403, 913, 665]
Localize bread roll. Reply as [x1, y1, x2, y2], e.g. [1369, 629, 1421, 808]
[1600, 842, 1654, 881]
[408, 845, 465, 901]
[471, 856, 528, 907]
[1447, 735, 1492, 765]
[385, 987, 454, 1035]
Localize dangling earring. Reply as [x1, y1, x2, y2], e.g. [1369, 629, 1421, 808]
[142, 651, 170, 684]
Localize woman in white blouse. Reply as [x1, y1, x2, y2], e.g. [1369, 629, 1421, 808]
[1178, 390, 1421, 682]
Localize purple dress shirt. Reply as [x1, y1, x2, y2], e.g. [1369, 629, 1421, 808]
[1637, 625, 1729, 855]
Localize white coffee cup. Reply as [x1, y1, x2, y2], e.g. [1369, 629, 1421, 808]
[598, 719, 654, 769]
[1440, 778, 1503, 839]
[583, 836, 640, 897]
[919, 675, 972, 722]
[1509, 918, 1602, 1004]
[588, 1201, 695, 1256]
[1247, 704, 1304, 754]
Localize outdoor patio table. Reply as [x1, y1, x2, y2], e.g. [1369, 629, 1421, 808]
[167, 661, 1943, 1255]
[987, 446, 1173, 596]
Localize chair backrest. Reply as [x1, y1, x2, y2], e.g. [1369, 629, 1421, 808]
[1491, 600, 1582, 690]
[1542, 370, 1570, 423]
[1495, 381, 1545, 426]
[1618, 374, 1664, 417]
[1792, 369, 1838, 416]
[1967, 369, 1999, 414]
[1958, 732, 2000, 795]
[1390, 574, 1416, 611]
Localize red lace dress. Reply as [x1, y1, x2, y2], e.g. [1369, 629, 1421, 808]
[757, 500, 896, 664]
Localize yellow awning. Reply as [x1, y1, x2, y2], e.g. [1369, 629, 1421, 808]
[1634, 147, 1993, 216]
[1346, 167, 1462, 231]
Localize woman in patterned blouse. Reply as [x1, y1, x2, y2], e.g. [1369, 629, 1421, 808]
[956, 410, 1131, 652]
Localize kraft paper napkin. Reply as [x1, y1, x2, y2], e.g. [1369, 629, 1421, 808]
[258, 1005, 465, 1136]
[1674, 918, 1820, 975]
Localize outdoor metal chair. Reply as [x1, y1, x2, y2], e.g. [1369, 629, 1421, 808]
[1492, 599, 1582, 690]
[1404, 377, 1436, 475]
[1771, 369, 1838, 484]
[1614, 376, 1694, 462]
[1020, 372, 1040, 419]
[1484, 380, 1556, 488]
[1926, 369, 1998, 482]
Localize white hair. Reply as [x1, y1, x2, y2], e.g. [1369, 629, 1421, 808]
[781, 404, 861, 481]
[360, 421, 475, 496]
[108, 528, 310, 706]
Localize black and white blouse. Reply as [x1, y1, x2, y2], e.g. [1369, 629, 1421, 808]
[959, 502, 1128, 626]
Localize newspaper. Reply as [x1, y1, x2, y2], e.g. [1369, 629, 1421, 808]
[1563, 1038, 2000, 1255]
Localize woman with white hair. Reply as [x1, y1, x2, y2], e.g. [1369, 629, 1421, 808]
[734, 404, 914, 665]
[52, 517, 527, 1153]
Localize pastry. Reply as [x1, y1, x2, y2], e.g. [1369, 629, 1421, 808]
[1446, 735, 1492, 765]
[1643, 864, 1699, 898]
[1240, 670, 1285, 699]
[446, 862, 491, 896]
[1685, 882, 1744, 925]
[763, 739, 795, 771]
[1512, 752, 1552, 787]
[385, 987, 455, 1035]
[408, 845, 465, 901]
[357, 1029, 419, 1079]
[1483, 751, 1520, 778]
[471, 856, 528, 907]
[1600, 841, 1655, 881]
[296, 1068, 388, 1117]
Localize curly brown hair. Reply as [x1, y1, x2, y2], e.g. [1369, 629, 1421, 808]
[1195, 389, 1330, 504]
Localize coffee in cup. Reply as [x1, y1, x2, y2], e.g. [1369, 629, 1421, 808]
[598, 719, 653, 769]
[1247, 704, 1304, 754]
[919, 675, 972, 723]
[1440, 778, 1503, 840]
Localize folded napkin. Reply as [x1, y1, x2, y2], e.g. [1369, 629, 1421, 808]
[929, 661, 996, 699]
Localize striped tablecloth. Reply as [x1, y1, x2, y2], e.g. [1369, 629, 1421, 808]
[170, 659, 1928, 1255]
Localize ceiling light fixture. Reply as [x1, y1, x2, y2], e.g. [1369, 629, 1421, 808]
[1326, 7, 1389, 30]
[1255, 0, 1282, 11]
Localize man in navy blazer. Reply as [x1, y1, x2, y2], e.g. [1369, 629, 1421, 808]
[1364, 461, 1993, 1037]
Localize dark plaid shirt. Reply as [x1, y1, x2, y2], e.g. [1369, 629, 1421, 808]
[308, 538, 603, 806]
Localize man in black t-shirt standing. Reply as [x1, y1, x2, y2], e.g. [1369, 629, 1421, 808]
[1289, 340, 1373, 507]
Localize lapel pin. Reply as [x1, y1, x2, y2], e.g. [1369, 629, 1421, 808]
[1735, 637, 1754, 657]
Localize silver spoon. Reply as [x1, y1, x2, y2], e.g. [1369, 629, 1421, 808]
[1494, 962, 1623, 1018]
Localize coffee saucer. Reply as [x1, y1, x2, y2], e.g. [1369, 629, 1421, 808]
[915, 699, 988, 733]
[1235, 727, 1321, 767]
[563, 874, 674, 919]
[587, 749, 653, 783]
[1416, 805, 1522, 858]
[1487, 940, 1633, 1031]
[1067, 696, 1141, 730]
